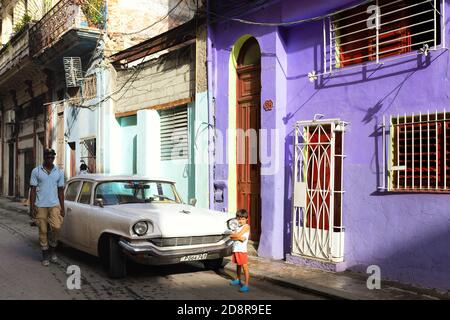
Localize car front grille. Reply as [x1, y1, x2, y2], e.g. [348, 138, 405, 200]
[149, 235, 226, 247]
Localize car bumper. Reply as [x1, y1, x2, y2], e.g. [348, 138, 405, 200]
[118, 239, 234, 265]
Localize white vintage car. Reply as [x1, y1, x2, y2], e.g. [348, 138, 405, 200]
[60, 175, 238, 278]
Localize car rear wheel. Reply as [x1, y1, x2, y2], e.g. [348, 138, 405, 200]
[203, 258, 224, 270]
[108, 237, 127, 279]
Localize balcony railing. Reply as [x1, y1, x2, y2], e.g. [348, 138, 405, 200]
[28, 0, 93, 57]
[0, 24, 31, 78]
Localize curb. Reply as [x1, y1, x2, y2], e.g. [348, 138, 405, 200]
[222, 259, 355, 300]
[0, 200, 29, 215]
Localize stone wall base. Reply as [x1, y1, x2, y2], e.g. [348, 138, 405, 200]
[286, 254, 347, 272]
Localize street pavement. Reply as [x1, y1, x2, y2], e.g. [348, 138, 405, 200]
[0, 206, 325, 300]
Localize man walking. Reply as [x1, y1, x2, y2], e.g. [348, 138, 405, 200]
[29, 148, 65, 266]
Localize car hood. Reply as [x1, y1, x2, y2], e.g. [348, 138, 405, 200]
[106, 203, 235, 237]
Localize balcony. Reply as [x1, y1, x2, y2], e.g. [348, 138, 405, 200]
[0, 24, 31, 81]
[29, 0, 101, 67]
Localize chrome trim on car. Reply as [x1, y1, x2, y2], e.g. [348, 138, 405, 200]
[118, 239, 233, 257]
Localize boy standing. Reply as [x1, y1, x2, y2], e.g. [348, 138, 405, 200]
[229, 209, 251, 293]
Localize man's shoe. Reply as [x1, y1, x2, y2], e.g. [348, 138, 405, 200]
[49, 247, 58, 263]
[230, 279, 242, 286]
[42, 250, 50, 267]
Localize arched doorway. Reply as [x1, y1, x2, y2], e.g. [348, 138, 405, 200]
[236, 37, 261, 242]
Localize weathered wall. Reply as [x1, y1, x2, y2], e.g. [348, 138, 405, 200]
[105, 0, 196, 55]
[115, 44, 195, 114]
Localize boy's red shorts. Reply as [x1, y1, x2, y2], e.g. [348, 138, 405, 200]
[232, 252, 248, 265]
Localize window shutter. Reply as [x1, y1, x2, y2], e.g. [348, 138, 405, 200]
[159, 106, 188, 161]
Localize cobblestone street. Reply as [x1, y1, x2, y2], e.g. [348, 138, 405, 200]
[0, 207, 325, 300]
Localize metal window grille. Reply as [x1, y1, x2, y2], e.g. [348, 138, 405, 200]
[159, 105, 188, 161]
[80, 138, 96, 173]
[323, 0, 445, 74]
[379, 111, 450, 192]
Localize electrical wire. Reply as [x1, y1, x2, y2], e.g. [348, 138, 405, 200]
[209, 0, 442, 27]
[208, 0, 379, 26]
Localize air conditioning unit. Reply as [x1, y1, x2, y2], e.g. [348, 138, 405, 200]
[5, 109, 15, 124]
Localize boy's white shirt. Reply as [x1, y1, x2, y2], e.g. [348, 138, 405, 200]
[232, 224, 250, 253]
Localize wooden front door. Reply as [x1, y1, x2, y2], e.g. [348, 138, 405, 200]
[24, 149, 34, 198]
[236, 63, 261, 241]
[8, 143, 14, 197]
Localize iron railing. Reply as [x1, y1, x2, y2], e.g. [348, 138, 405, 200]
[28, 0, 90, 57]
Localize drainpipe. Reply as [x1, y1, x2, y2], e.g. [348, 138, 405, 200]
[206, 0, 215, 210]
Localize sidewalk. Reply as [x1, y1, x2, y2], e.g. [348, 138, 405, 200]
[0, 197, 30, 215]
[0, 196, 448, 300]
[222, 255, 449, 300]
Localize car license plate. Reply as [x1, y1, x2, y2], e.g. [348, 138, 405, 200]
[180, 253, 208, 262]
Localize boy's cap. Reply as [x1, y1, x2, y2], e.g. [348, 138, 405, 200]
[44, 148, 56, 156]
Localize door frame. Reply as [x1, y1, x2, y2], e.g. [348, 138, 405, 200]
[8, 143, 14, 196]
[228, 35, 254, 214]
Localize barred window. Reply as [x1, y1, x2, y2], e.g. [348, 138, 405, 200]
[80, 138, 96, 173]
[331, 0, 442, 68]
[159, 106, 188, 161]
[390, 112, 450, 192]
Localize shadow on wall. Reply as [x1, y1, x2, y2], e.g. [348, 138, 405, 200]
[316, 53, 433, 89]
[281, 24, 438, 126]
[283, 130, 295, 256]
[349, 229, 450, 292]
[365, 50, 447, 194]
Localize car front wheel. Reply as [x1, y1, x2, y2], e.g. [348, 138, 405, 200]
[108, 237, 127, 279]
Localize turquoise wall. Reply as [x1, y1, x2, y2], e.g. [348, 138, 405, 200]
[117, 115, 137, 175]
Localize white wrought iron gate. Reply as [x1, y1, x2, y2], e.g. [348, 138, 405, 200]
[292, 118, 347, 262]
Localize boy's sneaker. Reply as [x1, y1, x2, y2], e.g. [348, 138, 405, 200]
[230, 279, 241, 286]
[239, 285, 249, 293]
[42, 250, 50, 267]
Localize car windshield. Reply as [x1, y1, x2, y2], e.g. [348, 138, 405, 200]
[94, 181, 181, 205]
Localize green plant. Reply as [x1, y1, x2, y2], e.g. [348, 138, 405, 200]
[13, 13, 32, 34]
[81, 0, 105, 28]
[43, 0, 53, 13]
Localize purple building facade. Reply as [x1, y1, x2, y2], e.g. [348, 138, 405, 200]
[207, 0, 450, 291]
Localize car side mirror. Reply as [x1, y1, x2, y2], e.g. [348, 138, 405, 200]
[94, 198, 104, 208]
[189, 198, 197, 207]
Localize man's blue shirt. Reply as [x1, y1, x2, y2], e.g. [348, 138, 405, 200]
[30, 165, 65, 208]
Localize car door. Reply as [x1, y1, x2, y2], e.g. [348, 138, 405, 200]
[61, 180, 82, 247]
[70, 181, 94, 249]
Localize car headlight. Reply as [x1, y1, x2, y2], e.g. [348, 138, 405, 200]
[133, 221, 149, 236]
[227, 218, 239, 231]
